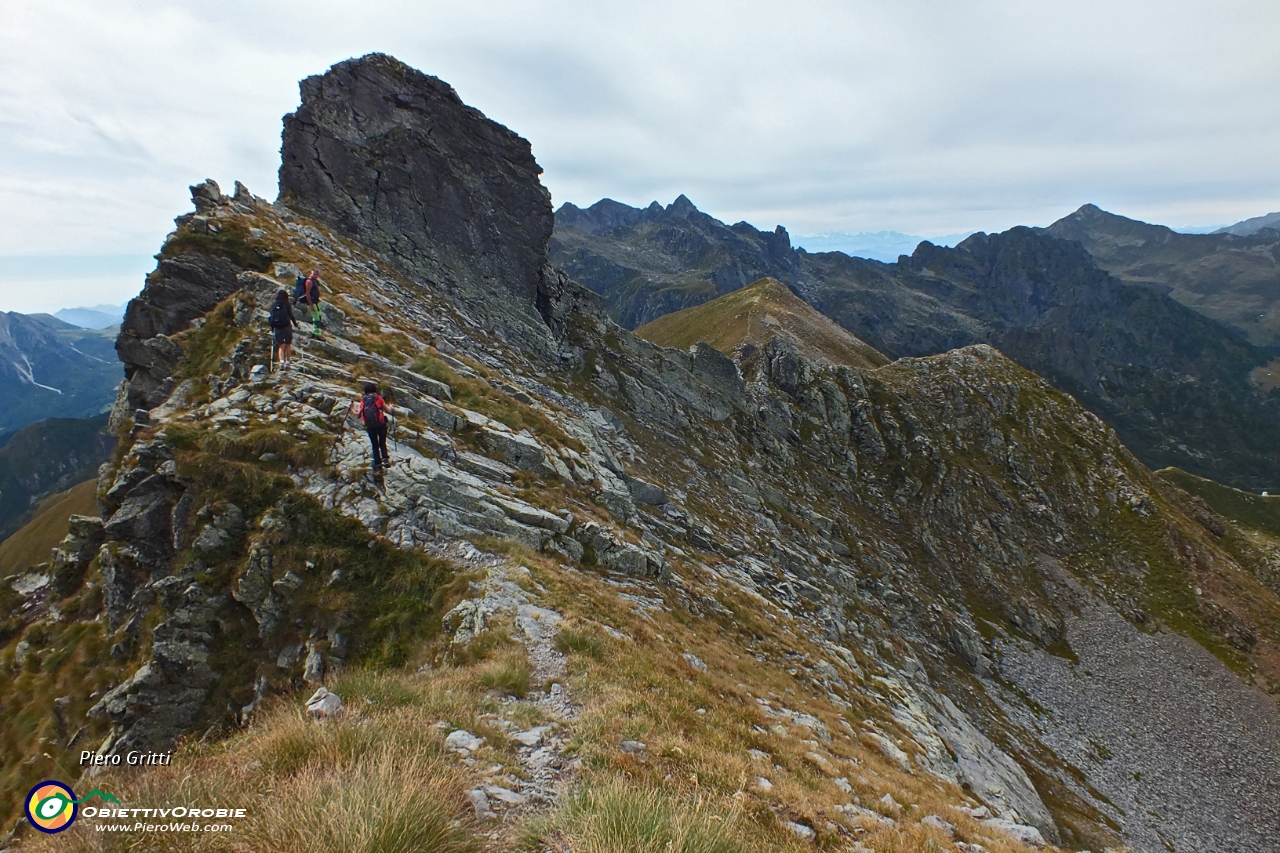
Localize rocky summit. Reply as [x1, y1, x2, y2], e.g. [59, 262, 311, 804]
[2, 54, 1279, 853]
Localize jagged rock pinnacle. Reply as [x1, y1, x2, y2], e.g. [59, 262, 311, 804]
[279, 53, 556, 326]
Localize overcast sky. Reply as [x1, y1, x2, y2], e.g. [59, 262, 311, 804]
[2, 0, 1278, 312]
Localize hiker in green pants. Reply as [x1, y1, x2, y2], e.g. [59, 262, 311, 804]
[302, 268, 324, 337]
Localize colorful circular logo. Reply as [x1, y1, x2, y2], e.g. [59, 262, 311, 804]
[25, 781, 77, 833]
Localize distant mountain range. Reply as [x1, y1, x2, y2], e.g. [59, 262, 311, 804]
[0, 311, 122, 433]
[552, 196, 1280, 490]
[1044, 204, 1280, 347]
[54, 303, 125, 330]
[792, 230, 975, 261]
[1215, 210, 1280, 236]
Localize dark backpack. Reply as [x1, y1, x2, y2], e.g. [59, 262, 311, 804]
[269, 301, 290, 329]
[294, 276, 307, 301]
[361, 392, 385, 427]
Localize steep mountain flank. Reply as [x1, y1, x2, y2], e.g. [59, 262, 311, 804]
[636, 276, 888, 370]
[1045, 204, 1280, 347]
[0, 312, 120, 432]
[3, 55, 1280, 853]
[809, 229, 1280, 492]
[555, 198, 1280, 491]
[0, 415, 111, 541]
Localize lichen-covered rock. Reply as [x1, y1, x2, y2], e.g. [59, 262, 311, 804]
[573, 521, 666, 581]
[88, 638, 217, 755]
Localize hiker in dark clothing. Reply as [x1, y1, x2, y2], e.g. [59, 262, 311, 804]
[268, 290, 301, 369]
[355, 382, 390, 471]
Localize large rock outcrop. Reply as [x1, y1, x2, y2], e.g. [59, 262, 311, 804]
[279, 53, 578, 346]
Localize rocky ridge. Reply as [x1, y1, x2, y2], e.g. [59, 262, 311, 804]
[554, 197, 1280, 492]
[2, 54, 1279, 853]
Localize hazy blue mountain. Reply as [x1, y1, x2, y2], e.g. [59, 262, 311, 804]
[54, 303, 125, 329]
[1214, 210, 1280, 236]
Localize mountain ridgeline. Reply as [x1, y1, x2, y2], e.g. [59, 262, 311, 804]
[553, 198, 1280, 492]
[0, 312, 120, 433]
[2, 54, 1279, 853]
[1044, 203, 1280, 348]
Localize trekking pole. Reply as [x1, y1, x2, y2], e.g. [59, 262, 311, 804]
[330, 403, 353, 468]
[269, 332, 274, 374]
[390, 414, 400, 467]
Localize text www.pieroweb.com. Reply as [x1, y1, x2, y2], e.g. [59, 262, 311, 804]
[82, 806, 244, 833]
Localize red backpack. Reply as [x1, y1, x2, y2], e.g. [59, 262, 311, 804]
[361, 392, 385, 426]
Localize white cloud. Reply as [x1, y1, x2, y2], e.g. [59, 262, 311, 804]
[1, 0, 1278, 301]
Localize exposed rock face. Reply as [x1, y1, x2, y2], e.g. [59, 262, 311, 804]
[118, 249, 244, 414]
[49, 514, 105, 597]
[279, 53, 571, 345]
[552, 195, 802, 328]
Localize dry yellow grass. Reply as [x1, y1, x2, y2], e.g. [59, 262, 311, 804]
[635, 277, 888, 370]
[0, 479, 97, 577]
[17, 653, 539, 853]
[15, 548, 1055, 853]
[515, 557, 1050, 853]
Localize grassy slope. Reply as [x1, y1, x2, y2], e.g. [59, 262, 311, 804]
[635, 277, 889, 369]
[1157, 467, 1280, 538]
[0, 479, 97, 576]
[24, 550, 1039, 853]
